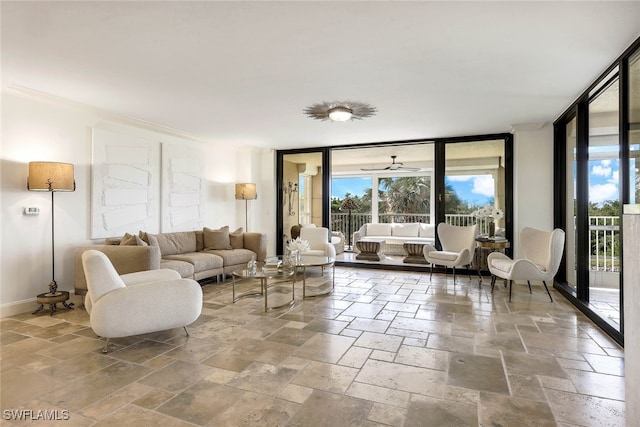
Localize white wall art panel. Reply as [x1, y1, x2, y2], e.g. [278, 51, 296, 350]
[91, 128, 160, 238]
[161, 143, 205, 232]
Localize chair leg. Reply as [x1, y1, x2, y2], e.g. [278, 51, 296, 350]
[429, 263, 433, 280]
[102, 338, 110, 354]
[490, 275, 496, 293]
[452, 266, 456, 283]
[184, 326, 190, 336]
[527, 281, 532, 294]
[508, 280, 513, 302]
[542, 281, 553, 302]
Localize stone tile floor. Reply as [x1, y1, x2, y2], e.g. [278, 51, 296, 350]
[0, 267, 625, 426]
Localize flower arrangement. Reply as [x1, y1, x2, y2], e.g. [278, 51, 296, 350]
[288, 237, 310, 253]
[472, 206, 504, 221]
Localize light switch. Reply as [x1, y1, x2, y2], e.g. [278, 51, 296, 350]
[24, 207, 40, 215]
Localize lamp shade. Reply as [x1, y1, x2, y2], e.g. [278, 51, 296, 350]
[28, 162, 75, 192]
[235, 183, 257, 200]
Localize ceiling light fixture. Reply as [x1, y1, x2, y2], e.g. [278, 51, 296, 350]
[304, 101, 377, 122]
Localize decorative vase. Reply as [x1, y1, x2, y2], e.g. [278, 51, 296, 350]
[489, 221, 495, 237]
[247, 255, 257, 275]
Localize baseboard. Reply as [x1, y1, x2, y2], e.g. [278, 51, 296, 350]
[1, 292, 84, 318]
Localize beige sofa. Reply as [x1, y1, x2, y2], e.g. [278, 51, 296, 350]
[75, 227, 266, 296]
[353, 222, 435, 255]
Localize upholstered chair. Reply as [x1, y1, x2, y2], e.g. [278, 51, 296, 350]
[423, 223, 478, 282]
[300, 226, 337, 258]
[488, 227, 565, 302]
[82, 250, 202, 353]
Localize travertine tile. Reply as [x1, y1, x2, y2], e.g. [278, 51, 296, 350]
[0, 265, 626, 425]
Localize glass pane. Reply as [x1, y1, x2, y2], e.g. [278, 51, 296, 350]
[565, 117, 578, 292]
[445, 140, 506, 236]
[282, 152, 323, 248]
[331, 144, 434, 251]
[630, 50, 640, 203]
[588, 77, 620, 330]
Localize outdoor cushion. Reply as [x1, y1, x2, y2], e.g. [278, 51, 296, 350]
[367, 223, 392, 236]
[392, 223, 419, 237]
[419, 223, 435, 238]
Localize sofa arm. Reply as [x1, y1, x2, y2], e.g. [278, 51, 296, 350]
[74, 245, 161, 296]
[243, 232, 267, 262]
[353, 225, 367, 253]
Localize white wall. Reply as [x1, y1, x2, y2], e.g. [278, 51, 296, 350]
[1, 91, 265, 316]
[512, 123, 555, 258]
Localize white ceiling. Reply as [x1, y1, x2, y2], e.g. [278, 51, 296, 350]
[2, 1, 640, 150]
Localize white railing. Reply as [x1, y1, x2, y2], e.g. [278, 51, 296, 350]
[589, 215, 619, 272]
[331, 212, 620, 271]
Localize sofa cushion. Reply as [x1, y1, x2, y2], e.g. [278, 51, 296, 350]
[159, 259, 195, 279]
[151, 231, 196, 256]
[230, 227, 244, 249]
[163, 252, 223, 271]
[419, 223, 435, 238]
[391, 223, 419, 237]
[195, 230, 204, 252]
[203, 248, 254, 266]
[203, 226, 233, 250]
[135, 235, 148, 246]
[367, 223, 392, 236]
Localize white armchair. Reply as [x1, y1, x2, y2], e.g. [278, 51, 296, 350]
[424, 223, 478, 282]
[487, 227, 565, 302]
[300, 226, 337, 258]
[82, 250, 203, 353]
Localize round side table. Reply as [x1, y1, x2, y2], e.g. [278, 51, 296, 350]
[33, 291, 74, 316]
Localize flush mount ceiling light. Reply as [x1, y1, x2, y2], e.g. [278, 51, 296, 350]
[303, 101, 377, 122]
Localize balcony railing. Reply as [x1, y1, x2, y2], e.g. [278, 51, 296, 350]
[331, 212, 620, 271]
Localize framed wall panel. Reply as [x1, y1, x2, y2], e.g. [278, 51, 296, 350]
[91, 128, 160, 239]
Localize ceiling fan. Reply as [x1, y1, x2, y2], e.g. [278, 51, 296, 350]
[360, 156, 420, 172]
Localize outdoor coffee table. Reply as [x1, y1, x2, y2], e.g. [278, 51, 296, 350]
[297, 255, 335, 298]
[355, 238, 385, 261]
[232, 266, 296, 311]
[403, 241, 430, 264]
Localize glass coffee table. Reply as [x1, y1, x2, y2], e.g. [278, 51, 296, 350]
[232, 266, 296, 311]
[297, 255, 335, 299]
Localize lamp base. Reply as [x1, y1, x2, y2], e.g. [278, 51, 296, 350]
[45, 280, 62, 297]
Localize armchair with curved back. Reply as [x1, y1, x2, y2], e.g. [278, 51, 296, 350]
[487, 227, 565, 302]
[299, 226, 337, 258]
[423, 223, 478, 282]
[82, 249, 203, 353]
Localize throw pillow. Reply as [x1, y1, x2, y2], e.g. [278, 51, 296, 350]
[135, 235, 148, 246]
[138, 231, 149, 244]
[229, 227, 244, 249]
[203, 226, 232, 250]
[119, 232, 137, 246]
[147, 234, 159, 247]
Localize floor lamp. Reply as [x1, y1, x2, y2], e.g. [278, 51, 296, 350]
[235, 183, 257, 231]
[28, 162, 76, 296]
[340, 197, 358, 250]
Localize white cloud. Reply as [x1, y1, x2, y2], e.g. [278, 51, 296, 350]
[472, 176, 495, 197]
[447, 175, 473, 182]
[592, 164, 611, 177]
[609, 170, 619, 184]
[589, 183, 618, 204]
